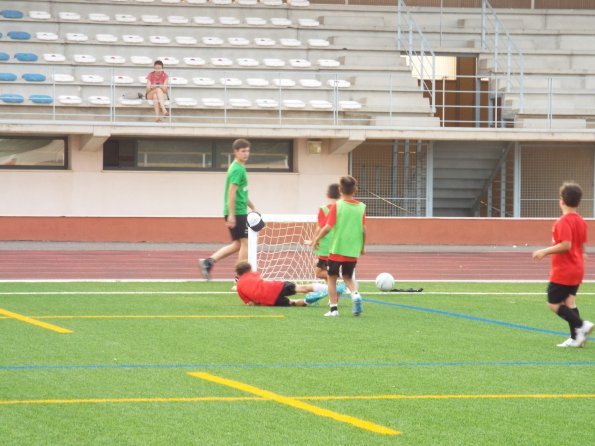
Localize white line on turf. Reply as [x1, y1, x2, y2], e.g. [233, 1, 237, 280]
[1, 291, 595, 296]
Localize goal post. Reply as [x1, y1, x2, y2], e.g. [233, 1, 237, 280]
[248, 214, 319, 282]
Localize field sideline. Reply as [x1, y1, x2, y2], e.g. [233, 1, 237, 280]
[0, 281, 593, 445]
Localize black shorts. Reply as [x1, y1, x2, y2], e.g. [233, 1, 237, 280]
[547, 282, 579, 304]
[316, 258, 328, 270]
[274, 281, 296, 306]
[225, 214, 248, 241]
[327, 260, 356, 278]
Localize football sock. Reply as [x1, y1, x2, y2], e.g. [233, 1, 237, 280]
[572, 307, 580, 318]
[330, 305, 338, 313]
[557, 305, 582, 338]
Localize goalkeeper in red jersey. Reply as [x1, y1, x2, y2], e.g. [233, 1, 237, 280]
[235, 261, 342, 306]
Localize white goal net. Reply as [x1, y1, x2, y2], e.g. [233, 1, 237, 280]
[248, 214, 318, 282]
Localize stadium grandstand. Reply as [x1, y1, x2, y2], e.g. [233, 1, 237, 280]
[1, 0, 595, 245]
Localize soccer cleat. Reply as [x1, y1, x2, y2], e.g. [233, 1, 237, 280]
[305, 290, 327, 305]
[198, 258, 213, 280]
[578, 320, 594, 347]
[556, 337, 582, 348]
[324, 309, 339, 317]
[352, 292, 362, 317]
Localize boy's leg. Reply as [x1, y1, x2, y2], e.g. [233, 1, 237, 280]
[341, 262, 362, 316]
[289, 299, 307, 306]
[548, 283, 584, 346]
[324, 261, 340, 316]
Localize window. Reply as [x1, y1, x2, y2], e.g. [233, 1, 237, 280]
[104, 138, 293, 171]
[0, 137, 67, 169]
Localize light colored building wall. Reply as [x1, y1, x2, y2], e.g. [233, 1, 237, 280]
[0, 138, 348, 217]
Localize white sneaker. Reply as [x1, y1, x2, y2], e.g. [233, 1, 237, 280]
[231, 285, 237, 291]
[324, 310, 339, 317]
[557, 337, 582, 348]
[578, 320, 594, 347]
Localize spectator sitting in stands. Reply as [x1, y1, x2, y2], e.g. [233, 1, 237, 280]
[146, 60, 169, 122]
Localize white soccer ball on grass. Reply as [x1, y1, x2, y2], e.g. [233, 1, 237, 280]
[375, 272, 395, 291]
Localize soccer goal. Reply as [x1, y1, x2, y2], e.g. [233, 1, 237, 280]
[248, 214, 318, 282]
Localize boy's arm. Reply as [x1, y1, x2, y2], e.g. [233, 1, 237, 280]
[311, 224, 331, 250]
[532, 241, 571, 260]
[361, 225, 366, 255]
[226, 184, 238, 228]
[247, 198, 256, 212]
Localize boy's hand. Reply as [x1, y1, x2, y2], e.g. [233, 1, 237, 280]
[361, 246, 366, 255]
[532, 249, 546, 260]
[226, 215, 236, 228]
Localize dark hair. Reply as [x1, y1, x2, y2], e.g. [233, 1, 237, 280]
[153, 60, 164, 67]
[235, 261, 253, 277]
[340, 176, 357, 195]
[232, 138, 251, 151]
[327, 183, 340, 200]
[560, 182, 582, 208]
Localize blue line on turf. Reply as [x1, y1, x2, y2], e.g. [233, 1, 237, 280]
[0, 361, 593, 371]
[364, 298, 587, 338]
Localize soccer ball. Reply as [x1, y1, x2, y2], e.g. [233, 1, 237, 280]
[375, 272, 394, 291]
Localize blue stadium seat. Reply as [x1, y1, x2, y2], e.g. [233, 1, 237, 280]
[22, 73, 46, 82]
[0, 94, 25, 104]
[15, 53, 38, 62]
[0, 53, 9, 61]
[7, 31, 31, 40]
[0, 73, 17, 81]
[29, 95, 53, 104]
[2, 10, 24, 19]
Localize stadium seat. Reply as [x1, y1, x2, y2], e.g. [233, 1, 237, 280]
[264, 59, 286, 67]
[58, 95, 82, 105]
[328, 79, 351, 88]
[229, 98, 252, 108]
[116, 14, 137, 22]
[193, 77, 215, 86]
[81, 74, 104, 83]
[220, 77, 242, 86]
[211, 57, 233, 66]
[97, 34, 118, 43]
[220, 17, 241, 25]
[159, 56, 179, 65]
[89, 13, 110, 22]
[168, 16, 189, 24]
[270, 18, 291, 26]
[298, 18, 319, 27]
[176, 36, 197, 45]
[52, 74, 75, 83]
[283, 99, 305, 108]
[120, 97, 143, 106]
[22, 73, 46, 82]
[0, 53, 9, 61]
[162, 0, 181, 3]
[29, 11, 51, 20]
[202, 98, 224, 107]
[237, 58, 259, 67]
[142, 15, 163, 24]
[184, 57, 206, 66]
[150, 36, 171, 44]
[104, 55, 126, 64]
[0, 73, 17, 81]
[2, 10, 24, 19]
[273, 78, 296, 87]
[255, 38, 276, 46]
[36, 32, 58, 41]
[280, 39, 302, 47]
[29, 95, 53, 104]
[262, 0, 283, 5]
[212, 0, 233, 4]
[288, 0, 310, 6]
[66, 33, 88, 42]
[187, 0, 207, 3]
[88, 96, 111, 105]
[0, 94, 25, 103]
[339, 100, 362, 110]
[112, 75, 134, 84]
[123, 35, 144, 43]
[137, 0, 155, 3]
[43, 54, 66, 62]
[8, 31, 31, 40]
[310, 99, 333, 109]
[74, 54, 96, 63]
[59, 12, 81, 21]
[193, 17, 215, 25]
[290, 59, 312, 68]
[238, 0, 258, 4]
[299, 79, 321, 88]
[247, 78, 269, 87]
[15, 53, 38, 62]
[138, 76, 148, 84]
[169, 76, 188, 85]
[203, 37, 224, 45]
[318, 59, 340, 67]
[256, 99, 279, 108]
[308, 39, 330, 47]
[228, 37, 250, 46]
[174, 98, 198, 107]
[131, 56, 152, 65]
[246, 17, 266, 26]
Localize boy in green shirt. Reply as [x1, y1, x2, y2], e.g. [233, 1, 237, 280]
[200, 139, 256, 280]
[312, 176, 366, 317]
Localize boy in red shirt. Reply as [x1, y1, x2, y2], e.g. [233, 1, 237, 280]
[533, 182, 593, 347]
[312, 183, 340, 282]
[235, 261, 336, 306]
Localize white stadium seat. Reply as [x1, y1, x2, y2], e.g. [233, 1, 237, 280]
[270, 18, 291, 26]
[59, 12, 81, 21]
[176, 36, 197, 45]
[212, 0, 232, 4]
[247, 78, 269, 87]
[81, 75, 104, 83]
[299, 18, 319, 27]
[318, 59, 341, 67]
[193, 17, 215, 25]
[137, 0, 156, 2]
[58, 95, 82, 105]
[53, 74, 75, 83]
[104, 55, 126, 64]
[299, 79, 322, 88]
[238, 58, 259, 67]
[262, 0, 283, 5]
[184, 57, 206, 66]
[193, 77, 215, 86]
[327, 79, 351, 88]
[66, 33, 88, 42]
[340, 100, 363, 110]
[256, 99, 279, 108]
[246, 17, 266, 26]
[273, 78, 296, 87]
[211, 57, 233, 66]
[44, 54, 66, 62]
[202, 98, 224, 107]
[138, 76, 148, 84]
[131, 56, 153, 65]
[187, 0, 207, 3]
[264, 59, 286, 67]
[89, 13, 110, 22]
[255, 38, 276, 46]
[74, 54, 96, 63]
[142, 15, 163, 24]
[30, 11, 52, 20]
[97, 34, 118, 43]
[88, 96, 111, 105]
[168, 16, 189, 24]
[310, 100, 333, 109]
[290, 59, 312, 68]
[123, 35, 144, 43]
[37, 32, 58, 41]
[220, 78, 243, 86]
[229, 37, 250, 46]
[238, 0, 258, 4]
[159, 56, 179, 65]
[150, 36, 171, 44]
[308, 39, 330, 47]
[169, 76, 188, 85]
[120, 97, 143, 106]
[162, 0, 182, 3]
[113, 75, 134, 84]
[220, 17, 241, 25]
[283, 99, 305, 108]
[116, 14, 137, 22]
[175, 98, 198, 107]
[229, 98, 252, 108]
[203, 37, 224, 45]
[288, 0, 310, 6]
[280, 39, 301, 47]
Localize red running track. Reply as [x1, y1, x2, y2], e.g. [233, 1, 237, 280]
[0, 250, 593, 281]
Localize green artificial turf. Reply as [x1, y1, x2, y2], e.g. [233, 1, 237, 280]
[0, 281, 593, 445]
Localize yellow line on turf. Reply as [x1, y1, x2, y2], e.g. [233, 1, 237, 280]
[1, 393, 593, 406]
[188, 372, 400, 436]
[0, 308, 72, 334]
[0, 315, 285, 320]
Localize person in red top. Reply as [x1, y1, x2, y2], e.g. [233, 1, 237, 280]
[533, 182, 593, 348]
[146, 60, 169, 122]
[312, 183, 340, 281]
[235, 261, 330, 306]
